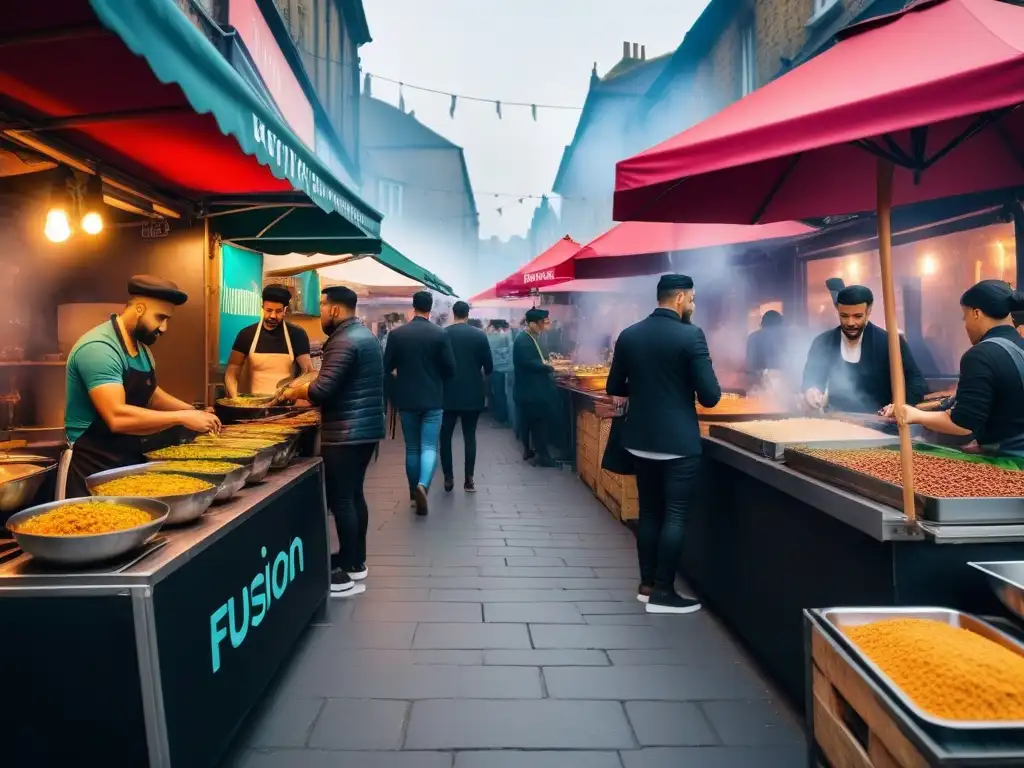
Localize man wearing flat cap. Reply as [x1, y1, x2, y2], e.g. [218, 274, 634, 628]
[513, 307, 556, 467]
[606, 274, 721, 615]
[225, 283, 314, 398]
[62, 275, 221, 497]
[802, 284, 927, 414]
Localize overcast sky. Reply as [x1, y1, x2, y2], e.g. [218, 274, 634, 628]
[359, 0, 711, 242]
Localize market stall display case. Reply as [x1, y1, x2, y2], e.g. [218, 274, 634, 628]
[0, 460, 330, 768]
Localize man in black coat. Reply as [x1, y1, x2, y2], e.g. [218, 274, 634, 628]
[606, 274, 721, 615]
[441, 301, 493, 492]
[280, 286, 384, 598]
[801, 285, 927, 414]
[384, 291, 456, 515]
[513, 307, 557, 467]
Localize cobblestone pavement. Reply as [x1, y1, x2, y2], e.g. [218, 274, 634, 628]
[224, 420, 806, 767]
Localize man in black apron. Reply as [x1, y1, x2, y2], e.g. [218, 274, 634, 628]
[897, 280, 1024, 457]
[801, 285, 928, 415]
[61, 276, 221, 498]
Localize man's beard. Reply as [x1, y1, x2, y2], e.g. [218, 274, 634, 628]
[681, 309, 693, 324]
[133, 324, 160, 346]
[263, 318, 280, 330]
[842, 325, 865, 340]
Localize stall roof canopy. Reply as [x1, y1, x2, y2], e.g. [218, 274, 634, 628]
[495, 235, 582, 297]
[575, 220, 815, 260]
[613, 0, 1024, 225]
[0, 0, 381, 254]
[263, 242, 454, 296]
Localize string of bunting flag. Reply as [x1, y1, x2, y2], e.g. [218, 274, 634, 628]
[363, 73, 583, 120]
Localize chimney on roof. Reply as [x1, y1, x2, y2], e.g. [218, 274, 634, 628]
[641, 45, 646, 60]
[632, 42, 639, 59]
[622, 41, 630, 59]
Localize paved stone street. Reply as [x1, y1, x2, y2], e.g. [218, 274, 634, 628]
[225, 420, 805, 767]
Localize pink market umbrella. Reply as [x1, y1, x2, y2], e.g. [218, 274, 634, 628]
[495, 235, 582, 297]
[613, 0, 1024, 520]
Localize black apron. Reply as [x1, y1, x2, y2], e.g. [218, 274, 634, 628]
[977, 336, 1024, 457]
[65, 317, 157, 498]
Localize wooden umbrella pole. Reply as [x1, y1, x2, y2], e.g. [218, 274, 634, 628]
[876, 157, 916, 520]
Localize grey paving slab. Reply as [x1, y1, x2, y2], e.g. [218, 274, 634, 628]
[413, 622, 533, 649]
[353, 601, 483, 623]
[454, 751, 624, 768]
[306, 621, 417, 649]
[479, 566, 596, 578]
[503, 556, 566, 566]
[430, 589, 612, 602]
[576, 601, 647, 615]
[353, 588, 432, 602]
[700, 700, 806, 746]
[404, 700, 635, 749]
[543, 665, 769, 700]
[283, 663, 542, 699]
[529, 624, 679, 650]
[307, 699, 409, 750]
[484, 602, 585, 624]
[483, 649, 608, 666]
[619, 746, 806, 768]
[299, 649, 483, 666]
[625, 701, 718, 746]
[236, 750, 454, 768]
[243, 696, 324, 749]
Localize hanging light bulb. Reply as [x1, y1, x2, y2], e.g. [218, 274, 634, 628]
[80, 173, 104, 235]
[45, 168, 74, 243]
[44, 209, 71, 243]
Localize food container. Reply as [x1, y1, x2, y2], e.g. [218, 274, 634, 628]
[5, 496, 168, 566]
[784, 447, 1024, 524]
[84, 465, 219, 525]
[709, 423, 900, 461]
[0, 458, 56, 513]
[144, 445, 272, 483]
[143, 460, 251, 502]
[969, 561, 1024, 625]
[819, 607, 1024, 731]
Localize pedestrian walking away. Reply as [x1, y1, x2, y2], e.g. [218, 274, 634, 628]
[278, 285, 384, 598]
[486, 319, 513, 425]
[606, 274, 722, 615]
[384, 291, 456, 515]
[512, 307, 557, 467]
[442, 301, 494, 492]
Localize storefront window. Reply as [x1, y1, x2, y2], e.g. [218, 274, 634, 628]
[805, 222, 1016, 376]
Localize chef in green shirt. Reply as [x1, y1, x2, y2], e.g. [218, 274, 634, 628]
[60, 276, 221, 498]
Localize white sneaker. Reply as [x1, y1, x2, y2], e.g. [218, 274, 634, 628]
[331, 582, 366, 599]
[348, 565, 368, 581]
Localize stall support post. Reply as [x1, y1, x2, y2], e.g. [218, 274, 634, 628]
[1014, 200, 1024, 291]
[876, 157, 916, 520]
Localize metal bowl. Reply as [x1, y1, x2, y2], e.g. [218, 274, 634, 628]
[270, 437, 299, 469]
[969, 561, 1024, 624]
[84, 464, 219, 525]
[0, 459, 56, 513]
[6, 496, 169, 566]
[247, 447, 275, 483]
[143, 460, 251, 502]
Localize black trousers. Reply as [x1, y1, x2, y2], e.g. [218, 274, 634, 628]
[440, 410, 481, 480]
[517, 401, 551, 460]
[322, 442, 377, 570]
[633, 455, 702, 592]
[489, 372, 508, 424]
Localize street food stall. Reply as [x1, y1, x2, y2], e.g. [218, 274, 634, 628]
[0, 1, 398, 765]
[611, 0, 1024, 763]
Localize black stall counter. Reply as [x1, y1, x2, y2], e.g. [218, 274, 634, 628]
[0, 459, 330, 768]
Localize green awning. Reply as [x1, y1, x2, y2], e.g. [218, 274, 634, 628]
[376, 242, 454, 296]
[86, 0, 382, 251]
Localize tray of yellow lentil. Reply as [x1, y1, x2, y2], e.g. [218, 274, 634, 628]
[5, 496, 169, 565]
[145, 444, 273, 483]
[144, 460, 250, 501]
[821, 607, 1024, 730]
[85, 465, 219, 525]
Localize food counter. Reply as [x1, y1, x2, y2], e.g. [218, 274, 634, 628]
[0, 458, 330, 767]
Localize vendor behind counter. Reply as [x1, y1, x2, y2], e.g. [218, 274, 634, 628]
[60, 275, 221, 498]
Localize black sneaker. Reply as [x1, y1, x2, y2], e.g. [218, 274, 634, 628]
[409, 490, 416, 508]
[414, 483, 429, 516]
[346, 564, 368, 581]
[330, 568, 356, 596]
[523, 449, 536, 462]
[444, 477, 454, 493]
[646, 590, 701, 615]
[464, 478, 476, 492]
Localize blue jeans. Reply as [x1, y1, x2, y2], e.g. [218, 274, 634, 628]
[400, 410, 443, 491]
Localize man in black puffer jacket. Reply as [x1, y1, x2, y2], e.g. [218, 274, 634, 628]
[281, 285, 384, 598]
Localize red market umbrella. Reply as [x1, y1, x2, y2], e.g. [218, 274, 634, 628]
[613, 0, 1024, 520]
[495, 235, 582, 297]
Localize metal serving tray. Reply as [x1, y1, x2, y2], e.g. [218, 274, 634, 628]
[969, 561, 1024, 625]
[784, 447, 1024, 524]
[709, 423, 899, 461]
[820, 606, 1024, 731]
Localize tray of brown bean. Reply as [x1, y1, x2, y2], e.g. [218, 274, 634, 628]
[709, 419, 899, 461]
[783, 446, 1024, 524]
[818, 607, 1024, 731]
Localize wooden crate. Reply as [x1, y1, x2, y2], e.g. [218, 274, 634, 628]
[620, 475, 639, 521]
[810, 621, 930, 768]
[579, 410, 600, 441]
